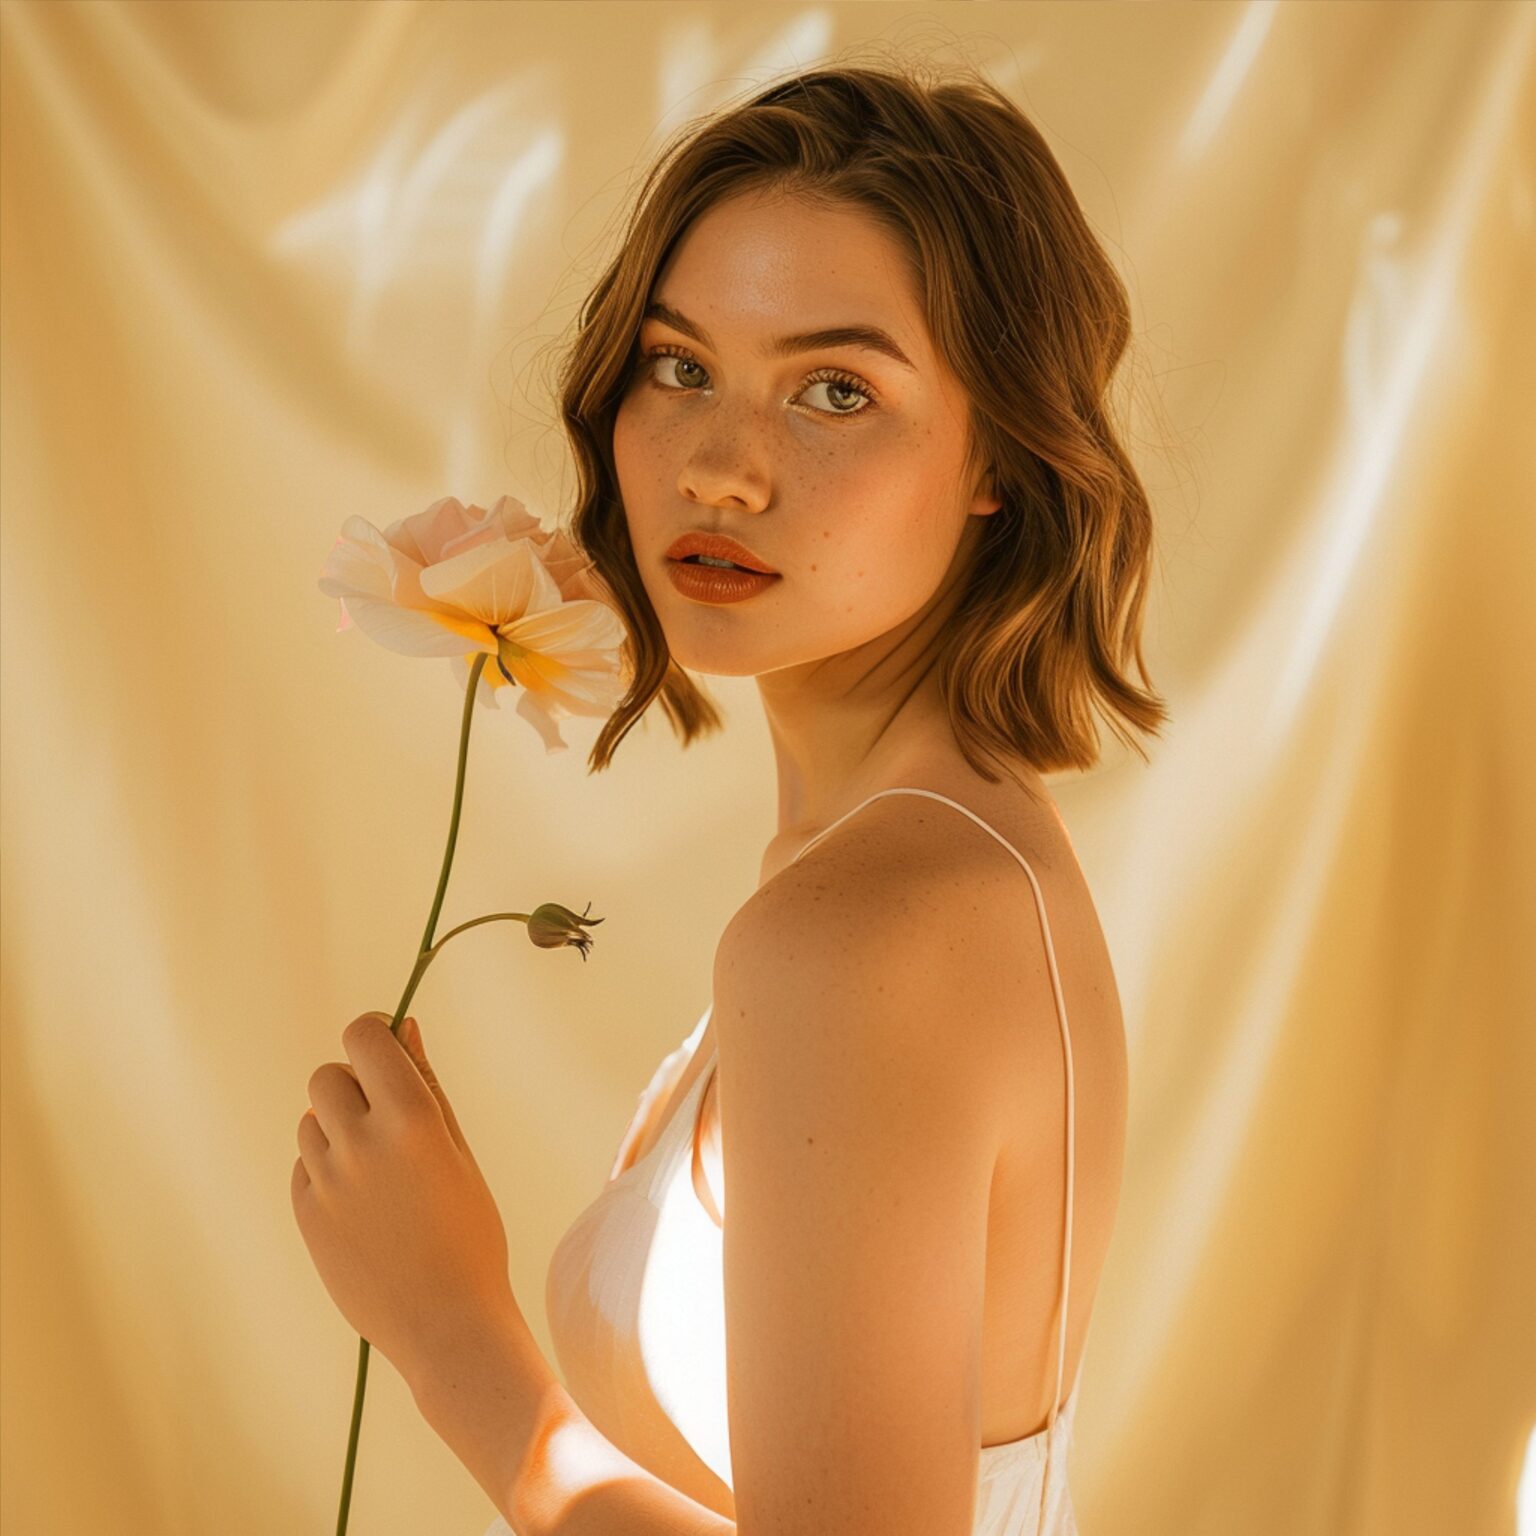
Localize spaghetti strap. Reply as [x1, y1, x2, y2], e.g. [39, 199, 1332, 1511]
[790, 786, 1077, 1511]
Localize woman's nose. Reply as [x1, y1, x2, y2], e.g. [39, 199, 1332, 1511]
[678, 449, 771, 514]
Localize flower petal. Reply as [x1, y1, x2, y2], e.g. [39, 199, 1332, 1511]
[500, 596, 627, 658]
[517, 521, 602, 603]
[547, 673, 629, 715]
[449, 651, 505, 707]
[496, 637, 627, 716]
[486, 494, 546, 546]
[344, 593, 496, 658]
[418, 538, 565, 626]
[317, 517, 396, 603]
[388, 497, 491, 567]
[515, 687, 570, 754]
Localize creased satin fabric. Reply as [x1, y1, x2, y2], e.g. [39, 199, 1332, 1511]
[2, 4, 1532, 1534]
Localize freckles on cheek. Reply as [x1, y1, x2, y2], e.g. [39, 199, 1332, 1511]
[613, 403, 664, 497]
[804, 526, 835, 575]
[620, 406, 685, 479]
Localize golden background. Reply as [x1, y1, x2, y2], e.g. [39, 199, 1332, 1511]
[2, 3, 1532, 1533]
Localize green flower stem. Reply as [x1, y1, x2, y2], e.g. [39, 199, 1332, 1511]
[419, 911, 533, 967]
[334, 649, 490, 1536]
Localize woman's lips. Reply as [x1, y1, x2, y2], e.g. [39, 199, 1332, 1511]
[663, 531, 777, 572]
[666, 558, 781, 604]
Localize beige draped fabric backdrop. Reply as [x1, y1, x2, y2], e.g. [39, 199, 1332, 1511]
[2, 2, 1532, 1533]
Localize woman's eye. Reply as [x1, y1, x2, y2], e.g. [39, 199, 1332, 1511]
[647, 351, 708, 391]
[639, 346, 877, 420]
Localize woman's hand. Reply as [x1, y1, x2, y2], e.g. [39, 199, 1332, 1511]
[291, 1012, 520, 1384]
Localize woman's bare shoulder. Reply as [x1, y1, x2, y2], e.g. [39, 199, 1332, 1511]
[724, 785, 1059, 1017]
[753, 773, 1068, 909]
[715, 812, 1007, 1081]
[714, 791, 1064, 1167]
[730, 770, 1094, 1045]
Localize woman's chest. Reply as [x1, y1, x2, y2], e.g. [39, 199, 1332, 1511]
[611, 1022, 723, 1225]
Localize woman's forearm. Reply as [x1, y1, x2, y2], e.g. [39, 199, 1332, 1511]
[513, 1407, 736, 1536]
[407, 1307, 734, 1536]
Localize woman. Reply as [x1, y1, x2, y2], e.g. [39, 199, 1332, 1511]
[297, 53, 1165, 1536]
[517, 55, 1165, 1536]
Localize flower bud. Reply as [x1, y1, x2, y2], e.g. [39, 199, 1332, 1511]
[526, 900, 605, 961]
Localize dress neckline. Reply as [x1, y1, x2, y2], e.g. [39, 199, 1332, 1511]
[608, 1027, 717, 1186]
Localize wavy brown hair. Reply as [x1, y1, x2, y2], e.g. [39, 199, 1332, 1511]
[548, 53, 1169, 783]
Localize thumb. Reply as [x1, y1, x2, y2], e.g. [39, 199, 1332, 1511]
[401, 1018, 470, 1154]
[401, 1016, 436, 1081]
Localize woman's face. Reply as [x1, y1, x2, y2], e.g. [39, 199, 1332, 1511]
[612, 189, 1000, 679]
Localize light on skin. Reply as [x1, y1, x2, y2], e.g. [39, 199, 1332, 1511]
[612, 187, 1007, 851]
[409, 200, 1064, 1536]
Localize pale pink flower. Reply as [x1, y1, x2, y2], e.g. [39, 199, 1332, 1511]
[318, 495, 628, 753]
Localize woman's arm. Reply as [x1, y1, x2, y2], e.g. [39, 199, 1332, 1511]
[415, 820, 1006, 1535]
[410, 1308, 735, 1536]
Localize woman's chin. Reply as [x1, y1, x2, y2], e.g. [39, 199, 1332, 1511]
[668, 648, 767, 680]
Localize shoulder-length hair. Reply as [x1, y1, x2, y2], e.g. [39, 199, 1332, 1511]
[549, 55, 1170, 783]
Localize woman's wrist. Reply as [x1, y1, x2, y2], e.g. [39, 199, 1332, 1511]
[408, 1298, 568, 1530]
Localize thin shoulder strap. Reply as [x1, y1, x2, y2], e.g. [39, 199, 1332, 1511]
[790, 787, 1077, 1434]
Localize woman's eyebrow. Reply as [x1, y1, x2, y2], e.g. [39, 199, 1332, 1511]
[643, 298, 916, 372]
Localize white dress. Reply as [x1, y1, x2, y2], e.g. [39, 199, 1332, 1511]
[484, 787, 1083, 1534]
